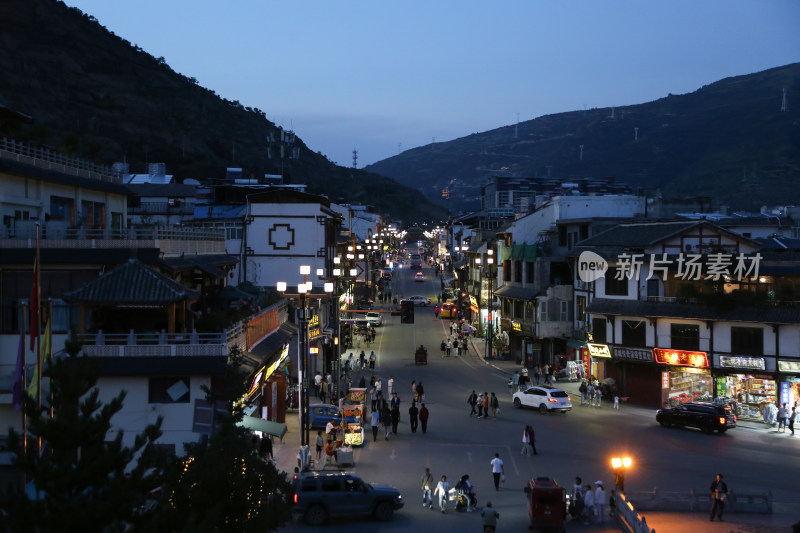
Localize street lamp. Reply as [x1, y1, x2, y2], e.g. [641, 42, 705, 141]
[486, 250, 495, 359]
[611, 456, 632, 492]
[277, 266, 333, 462]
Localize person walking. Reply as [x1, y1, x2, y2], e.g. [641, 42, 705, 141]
[709, 473, 728, 521]
[446, 339, 452, 357]
[391, 404, 400, 434]
[412, 380, 418, 402]
[778, 403, 789, 432]
[419, 403, 430, 434]
[421, 467, 434, 508]
[315, 430, 325, 461]
[433, 475, 451, 513]
[370, 386, 378, 412]
[490, 453, 505, 491]
[512, 371, 520, 392]
[370, 409, 380, 442]
[521, 425, 531, 455]
[381, 404, 392, 440]
[409, 401, 419, 433]
[790, 406, 797, 436]
[468, 390, 478, 416]
[476, 392, 485, 418]
[490, 392, 499, 419]
[440, 340, 446, 357]
[482, 392, 490, 419]
[388, 375, 394, 395]
[417, 381, 425, 402]
[579, 380, 588, 406]
[527, 425, 538, 455]
[481, 501, 500, 533]
[583, 485, 595, 525]
[320, 379, 328, 404]
[594, 481, 606, 523]
[369, 351, 377, 369]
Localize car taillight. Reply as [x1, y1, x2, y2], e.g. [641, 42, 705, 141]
[719, 417, 726, 425]
[548, 398, 558, 403]
[294, 493, 298, 504]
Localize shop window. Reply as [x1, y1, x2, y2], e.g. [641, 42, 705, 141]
[591, 317, 607, 343]
[576, 296, 586, 322]
[604, 275, 628, 296]
[149, 377, 190, 403]
[525, 261, 534, 284]
[514, 261, 522, 282]
[670, 324, 699, 351]
[730, 327, 763, 356]
[621, 320, 646, 348]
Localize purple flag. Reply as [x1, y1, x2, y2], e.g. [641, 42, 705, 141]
[12, 326, 24, 411]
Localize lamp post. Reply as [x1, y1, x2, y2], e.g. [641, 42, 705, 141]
[486, 250, 495, 359]
[611, 456, 632, 492]
[277, 266, 333, 454]
[331, 256, 358, 401]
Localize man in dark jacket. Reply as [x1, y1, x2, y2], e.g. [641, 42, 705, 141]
[419, 403, 430, 434]
[408, 401, 419, 433]
[709, 473, 728, 521]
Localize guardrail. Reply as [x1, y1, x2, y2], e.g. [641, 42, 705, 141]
[617, 492, 655, 533]
[76, 330, 227, 357]
[0, 137, 121, 182]
[625, 487, 771, 514]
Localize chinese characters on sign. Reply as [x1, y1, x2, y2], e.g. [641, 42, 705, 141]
[612, 347, 654, 362]
[613, 252, 761, 282]
[719, 356, 765, 370]
[587, 343, 611, 358]
[653, 348, 709, 368]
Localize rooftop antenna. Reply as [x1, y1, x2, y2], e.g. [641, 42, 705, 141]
[781, 88, 787, 112]
[634, 127, 639, 142]
[352, 148, 358, 169]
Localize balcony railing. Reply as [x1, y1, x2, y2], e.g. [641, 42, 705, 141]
[0, 137, 121, 183]
[76, 330, 227, 357]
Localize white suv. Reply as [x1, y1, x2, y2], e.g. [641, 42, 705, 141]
[365, 312, 383, 327]
[512, 385, 572, 413]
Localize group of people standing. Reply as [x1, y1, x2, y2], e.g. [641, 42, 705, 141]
[467, 390, 499, 419]
[777, 403, 798, 435]
[579, 377, 607, 408]
[570, 477, 609, 525]
[366, 374, 430, 441]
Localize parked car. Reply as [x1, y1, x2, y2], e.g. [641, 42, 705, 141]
[656, 402, 736, 433]
[512, 386, 572, 413]
[365, 311, 383, 327]
[414, 272, 424, 282]
[292, 471, 404, 525]
[405, 295, 431, 306]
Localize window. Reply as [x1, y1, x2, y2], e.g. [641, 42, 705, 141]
[647, 278, 660, 297]
[560, 301, 569, 322]
[539, 301, 547, 321]
[604, 275, 628, 296]
[514, 260, 522, 282]
[576, 296, 586, 322]
[591, 317, 607, 343]
[503, 260, 511, 282]
[320, 478, 341, 491]
[730, 327, 763, 356]
[526, 261, 534, 284]
[149, 377, 190, 403]
[621, 320, 646, 348]
[50, 196, 75, 223]
[558, 226, 567, 247]
[670, 324, 700, 351]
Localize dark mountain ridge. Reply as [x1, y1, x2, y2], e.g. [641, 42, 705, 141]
[0, 0, 442, 223]
[367, 63, 800, 213]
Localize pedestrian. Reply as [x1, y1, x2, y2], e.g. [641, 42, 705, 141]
[369, 351, 377, 369]
[521, 365, 529, 385]
[370, 386, 378, 412]
[490, 453, 504, 491]
[417, 381, 425, 402]
[778, 403, 789, 432]
[381, 404, 392, 440]
[370, 409, 380, 442]
[320, 379, 328, 404]
[409, 401, 419, 433]
[490, 392, 499, 419]
[709, 473, 728, 521]
[446, 340, 452, 357]
[482, 392, 489, 419]
[315, 430, 324, 461]
[579, 380, 588, 406]
[468, 389, 478, 416]
[512, 371, 520, 392]
[259, 435, 273, 460]
[481, 501, 500, 533]
[440, 340, 446, 357]
[533, 366, 540, 384]
[391, 404, 400, 434]
[521, 425, 531, 455]
[476, 392, 485, 418]
[527, 425, 538, 455]
[583, 485, 595, 525]
[453, 338, 460, 357]
[595, 380, 603, 408]
[388, 375, 394, 396]
[790, 406, 797, 436]
[594, 481, 605, 523]
[359, 351, 366, 368]
[419, 403, 429, 434]
[358, 374, 366, 388]
[421, 467, 434, 508]
[412, 380, 417, 401]
[433, 475, 451, 513]
[572, 476, 583, 504]
[587, 381, 594, 407]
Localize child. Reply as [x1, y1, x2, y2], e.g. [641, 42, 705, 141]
[613, 395, 620, 409]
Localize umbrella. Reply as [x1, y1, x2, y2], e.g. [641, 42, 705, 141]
[602, 377, 616, 385]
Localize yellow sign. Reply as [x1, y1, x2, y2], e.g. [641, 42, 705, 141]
[587, 343, 611, 358]
[469, 295, 478, 308]
[512, 321, 522, 332]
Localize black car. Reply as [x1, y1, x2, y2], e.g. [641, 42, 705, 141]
[292, 471, 404, 525]
[656, 402, 736, 434]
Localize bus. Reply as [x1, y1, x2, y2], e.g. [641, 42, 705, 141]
[410, 253, 422, 269]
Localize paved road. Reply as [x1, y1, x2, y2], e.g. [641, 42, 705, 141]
[273, 264, 800, 532]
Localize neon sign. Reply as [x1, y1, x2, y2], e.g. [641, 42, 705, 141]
[653, 348, 709, 368]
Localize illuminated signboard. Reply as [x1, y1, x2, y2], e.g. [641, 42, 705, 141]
[262, 343, 290, 384]
[719, 356, 765, 370]
[653, 348, 709, 368]
[248, 368, 265, 397]
[469, 295, 478, 308]
[587, 343, 611, 358]
[662, 371, 669, 389]
[512, 321, 522, 332]
[308, 314, 321, 339]
[309, 347, 319, 355]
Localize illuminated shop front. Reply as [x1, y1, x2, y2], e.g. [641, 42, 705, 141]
[715, 356, 776, 420]
[581, 343, 611, 380]
[778, 360, 800, 410]
[655, 348, 712, 407]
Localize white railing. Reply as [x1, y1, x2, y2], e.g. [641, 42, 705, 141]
[0, 137, 121, 183]
[76, 330, 227, 357]
[624, 487, 771, 514]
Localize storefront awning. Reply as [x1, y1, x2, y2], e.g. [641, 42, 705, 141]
[494, 285, 540, 301]
[237, 416, 288, 441]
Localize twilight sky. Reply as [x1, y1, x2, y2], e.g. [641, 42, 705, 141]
[64, 0, 799, 168]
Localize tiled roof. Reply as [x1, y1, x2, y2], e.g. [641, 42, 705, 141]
[586, 297, 800, 325]
[577, 221, 699, 247]
[64, 258, 199, 306]
[495, 284, 540, 300]
[159, 254, 238, 277]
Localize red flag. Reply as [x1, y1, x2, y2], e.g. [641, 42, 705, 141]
[29, 256, 39, 351]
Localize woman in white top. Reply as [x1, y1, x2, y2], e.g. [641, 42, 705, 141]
[594, 481, 606, 523]
[433, 475, 451, 513]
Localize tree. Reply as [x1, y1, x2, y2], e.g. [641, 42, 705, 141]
[1, 356, 166, 533]
[143, 347, 293, 532]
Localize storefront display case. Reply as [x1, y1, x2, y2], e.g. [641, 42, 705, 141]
[663, 367, 713, 407]
[720, 375, 777, 419]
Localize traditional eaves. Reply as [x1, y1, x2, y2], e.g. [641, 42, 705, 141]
[64, 258, 199, 307]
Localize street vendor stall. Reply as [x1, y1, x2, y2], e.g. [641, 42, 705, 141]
[341, 404, 365, 447]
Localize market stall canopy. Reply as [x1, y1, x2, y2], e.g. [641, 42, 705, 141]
[238, 416, 288, 441]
